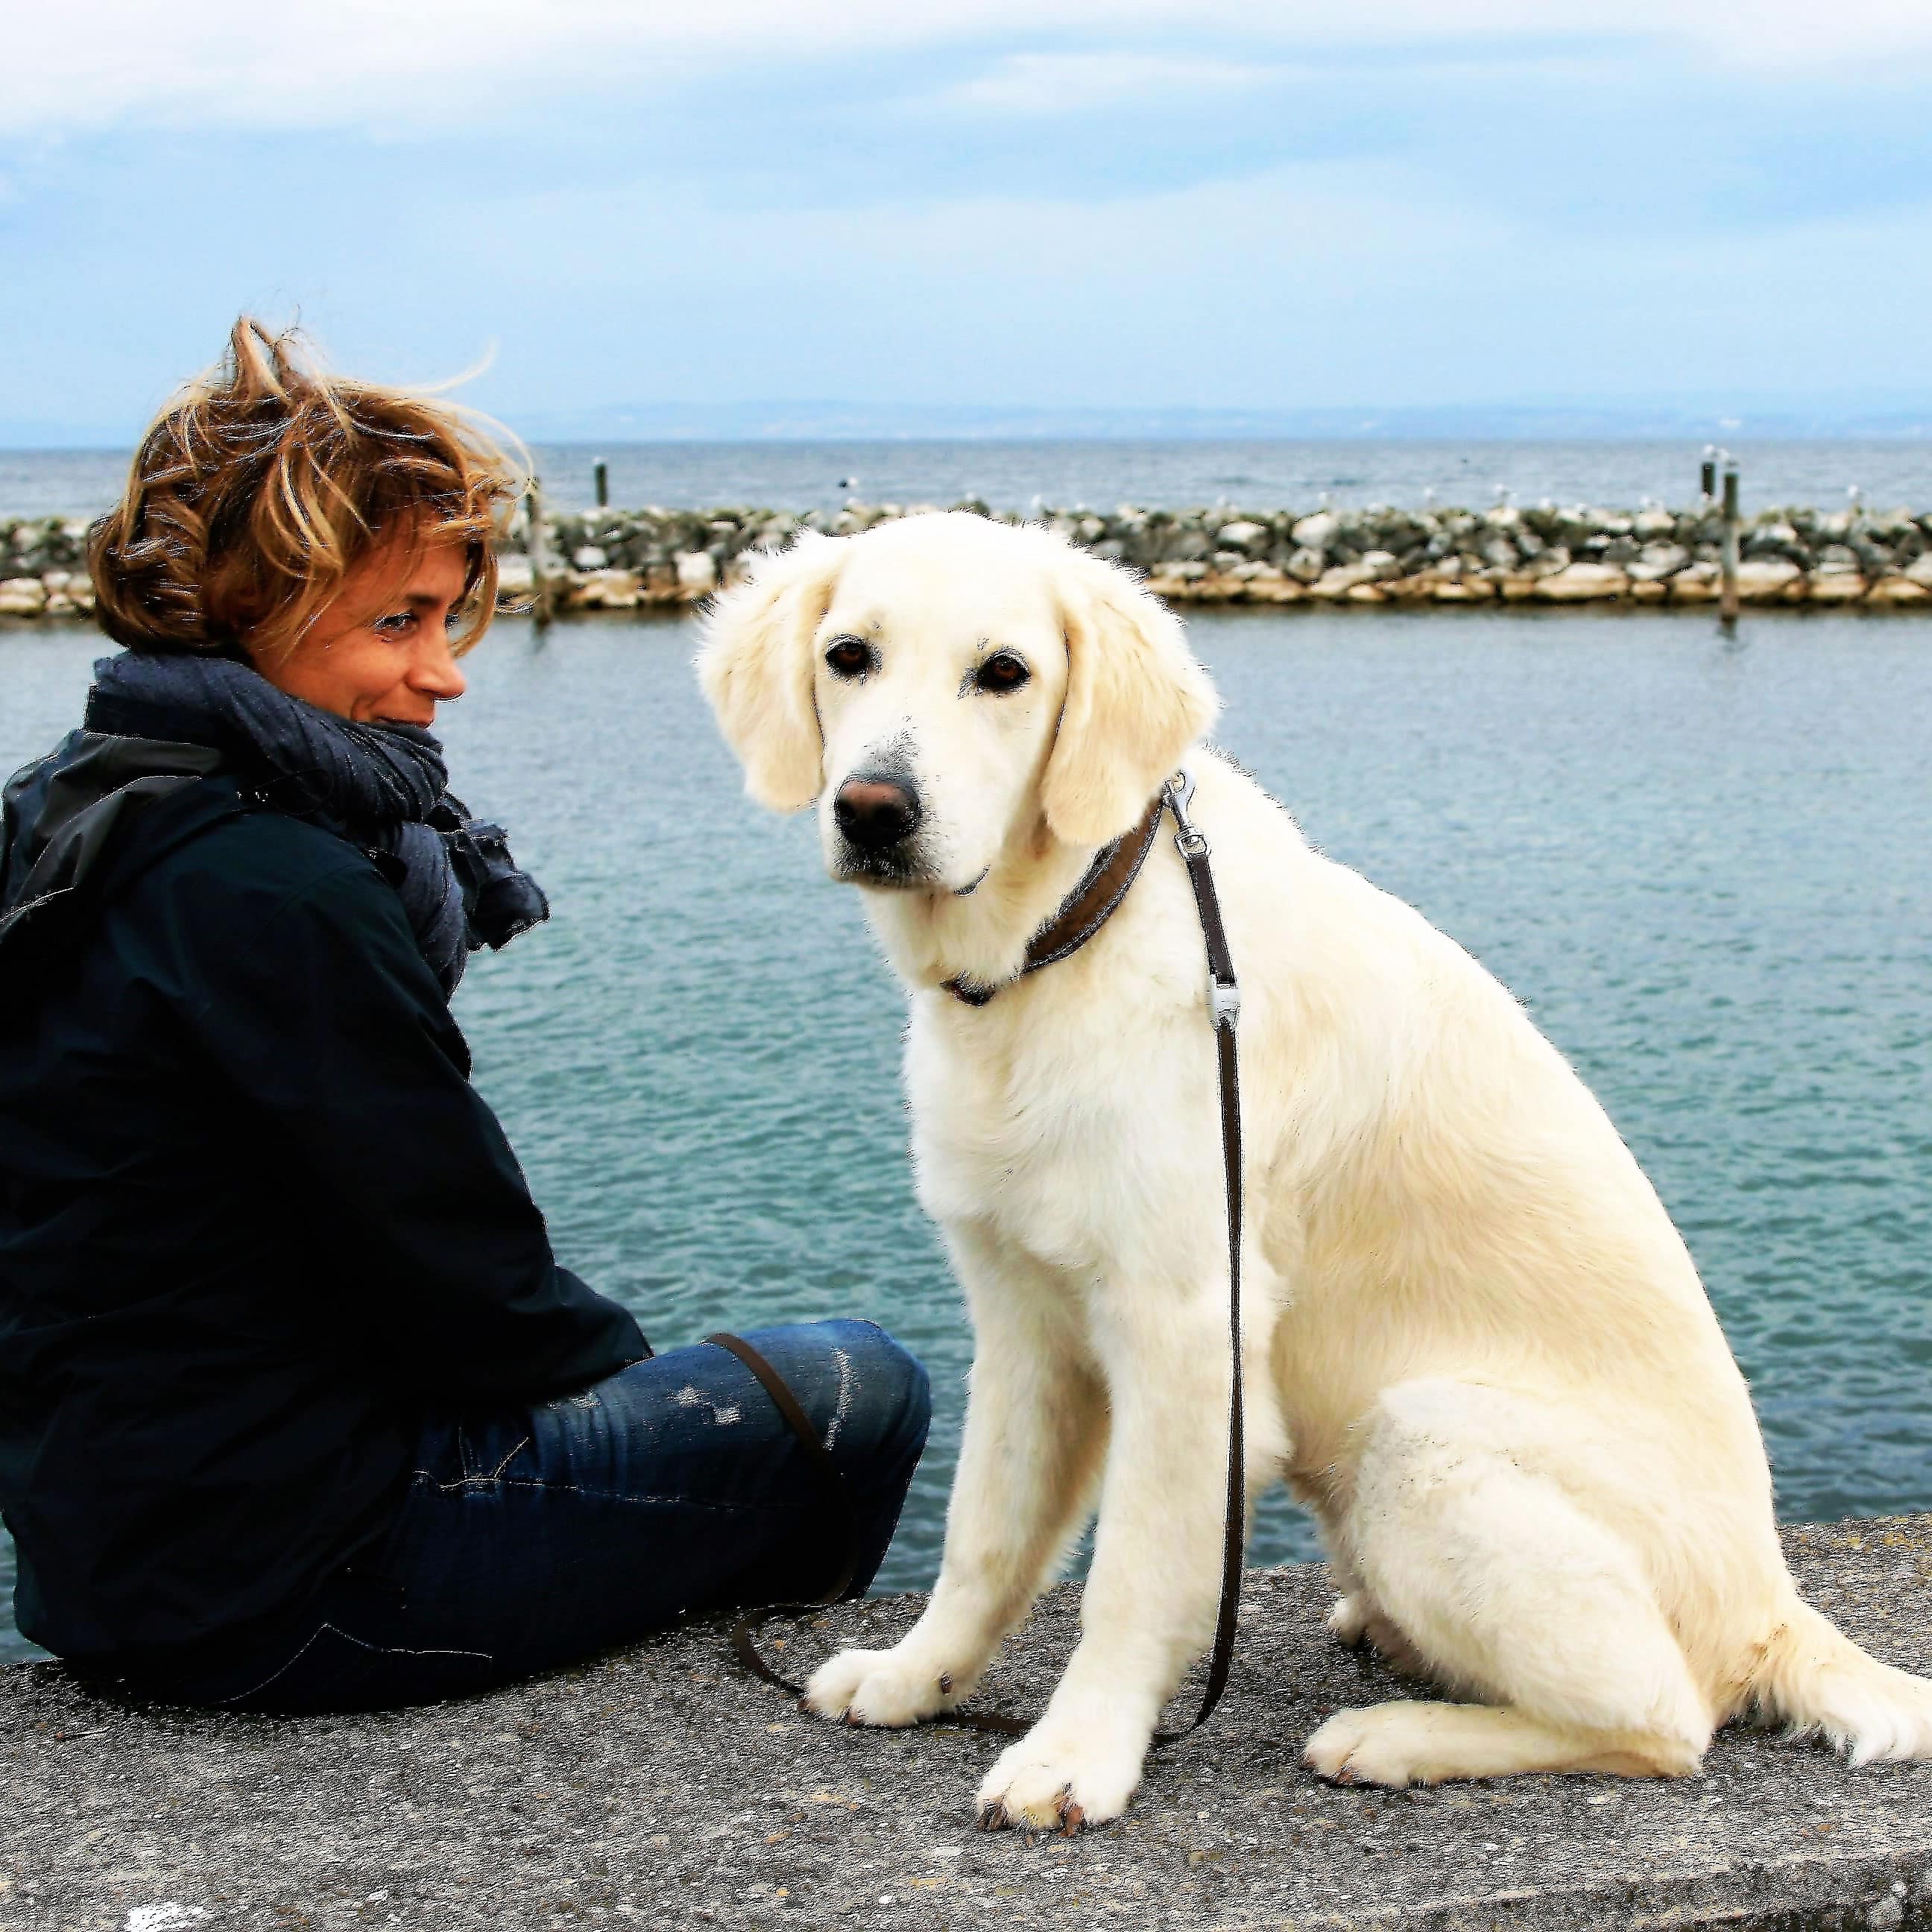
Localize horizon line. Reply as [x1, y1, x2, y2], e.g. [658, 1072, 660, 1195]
[9, 423, 1932, 456]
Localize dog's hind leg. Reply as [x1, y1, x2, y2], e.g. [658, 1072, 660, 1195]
[1306, 1700, 1695, 1784]
[1304, 1378, 1713, 1787]
[804, 1228, 1106, 1729]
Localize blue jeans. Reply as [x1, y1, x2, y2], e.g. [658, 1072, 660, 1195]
[114, 1320, 929, 1713]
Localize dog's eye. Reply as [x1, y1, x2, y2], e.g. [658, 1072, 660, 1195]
[973, 652, 1030, 694]
[823, 637, 872, 680]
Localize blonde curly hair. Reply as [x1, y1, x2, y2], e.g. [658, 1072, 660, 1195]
[89, 318, 523, 660]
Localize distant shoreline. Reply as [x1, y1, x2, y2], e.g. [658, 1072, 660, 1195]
[11, 441, 1932, 528]
[7, 498, 1932, 618]
[13, 405, 1932, 446]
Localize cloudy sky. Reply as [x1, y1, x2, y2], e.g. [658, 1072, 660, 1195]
[6, 0, 1932, 442]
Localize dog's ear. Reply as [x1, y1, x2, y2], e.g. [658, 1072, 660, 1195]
[696, 532, 847, 812]
[1041, 547, 1220, 847]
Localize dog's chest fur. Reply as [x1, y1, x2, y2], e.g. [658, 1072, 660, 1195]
[899, 906, 1223, 1281]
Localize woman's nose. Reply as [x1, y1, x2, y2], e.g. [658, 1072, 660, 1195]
[411, 632, 468, 703]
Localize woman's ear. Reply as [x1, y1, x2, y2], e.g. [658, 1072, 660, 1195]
[1040, 547, 1220, 847]
[695, 533, 847, 812]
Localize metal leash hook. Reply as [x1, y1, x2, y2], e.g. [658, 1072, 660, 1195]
[1164, 768, 1203, 851]
[1164, 771, 1241, 1032]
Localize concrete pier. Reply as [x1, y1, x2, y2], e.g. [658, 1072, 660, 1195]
[6, 1517, 1932, 1931]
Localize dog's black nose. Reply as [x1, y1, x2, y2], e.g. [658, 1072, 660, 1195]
[834, 777, 921, 850]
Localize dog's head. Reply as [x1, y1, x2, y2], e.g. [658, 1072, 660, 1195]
[697, 511, 1218, 890]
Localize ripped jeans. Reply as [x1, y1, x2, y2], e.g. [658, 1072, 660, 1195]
[119, 1320, 930, 1714]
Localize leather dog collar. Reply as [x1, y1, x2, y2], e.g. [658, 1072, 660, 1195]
[942, 792, 1166, 1007]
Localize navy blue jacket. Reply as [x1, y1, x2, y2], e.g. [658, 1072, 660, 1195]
[0, 754, 647, 1660]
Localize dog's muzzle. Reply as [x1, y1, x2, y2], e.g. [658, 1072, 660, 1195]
[833, 777, 922, 852]
[830, 774, 936, 886]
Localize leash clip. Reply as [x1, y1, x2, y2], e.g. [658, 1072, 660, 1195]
[1210, 978, 1241, 1029]
[1164, 769, 1208, 859]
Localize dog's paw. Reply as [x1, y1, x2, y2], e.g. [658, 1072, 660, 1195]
[803, 1646, 964, 1729]
[1325, 1598, 1434, 1681]
[1304, 1703, 1455, 1787]
[1328, 1594, 1371, 1648]
[974, 1726, 1143, 1836]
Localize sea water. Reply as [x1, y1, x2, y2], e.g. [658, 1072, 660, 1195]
[0, 605, 1928, 1664]
[8, 438, 1932, 522]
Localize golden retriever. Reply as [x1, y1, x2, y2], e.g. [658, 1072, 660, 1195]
[697, 509, 1932, 1831]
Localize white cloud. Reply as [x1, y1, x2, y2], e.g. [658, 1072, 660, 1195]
[450, 159, 1531, 405]
[428, 153, 1932, 413]
[7, 136, 1931, 425]
[11, 0, 1932, 136]
[935, 52, 1294, 116]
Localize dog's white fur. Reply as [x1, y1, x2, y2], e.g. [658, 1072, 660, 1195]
[698, 511, 1932, 1830]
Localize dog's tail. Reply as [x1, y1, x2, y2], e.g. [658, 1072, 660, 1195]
[1747, 1596, 1932, 1764]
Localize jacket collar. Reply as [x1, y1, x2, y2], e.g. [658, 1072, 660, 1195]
[0, 730, 233, 962]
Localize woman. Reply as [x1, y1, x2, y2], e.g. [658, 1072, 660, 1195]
[0, 320, 929, 1712]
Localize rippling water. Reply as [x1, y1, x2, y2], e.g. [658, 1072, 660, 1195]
[1, 607, 1928, 1664]
[8, 438, 1932, 520]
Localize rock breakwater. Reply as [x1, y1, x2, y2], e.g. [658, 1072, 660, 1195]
[8, 500, 1932, 620]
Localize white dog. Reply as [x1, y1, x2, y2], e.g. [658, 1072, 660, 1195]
[697, 510, 1932, 1832]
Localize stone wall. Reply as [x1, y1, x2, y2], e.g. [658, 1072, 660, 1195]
[0, 515, 94, 618]
[9, 499, 1932, 620]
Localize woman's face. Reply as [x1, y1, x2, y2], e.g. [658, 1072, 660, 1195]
[250, 529, 472, 726]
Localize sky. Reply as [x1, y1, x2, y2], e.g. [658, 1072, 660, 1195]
[6, 0, 1932, 443]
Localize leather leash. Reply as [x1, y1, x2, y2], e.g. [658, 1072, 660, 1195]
[713, 768, 1246, 1752]
[704, 1330, 862, 1680]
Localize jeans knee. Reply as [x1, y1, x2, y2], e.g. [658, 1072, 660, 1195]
[823, 1326, 929, 1566]
[739, 1319, 930, 1474]
[843, 1322, 929, 1436]
[872, 1331, 932, 1459]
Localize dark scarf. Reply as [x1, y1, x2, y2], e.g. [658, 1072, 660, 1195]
[61, 651, 547, 994]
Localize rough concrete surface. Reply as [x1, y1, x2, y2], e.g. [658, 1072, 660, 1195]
[7, 1518, 1932, 1932]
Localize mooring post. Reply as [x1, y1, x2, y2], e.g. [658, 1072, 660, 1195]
[1701, 445, 1717, 502]
[526, 477, 554, 630]
[593, 458, 609, 508]
[1720, 459, 1740, 627]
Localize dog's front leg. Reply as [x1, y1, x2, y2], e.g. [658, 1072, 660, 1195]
[804, 1227, 1106, 1729]
[976, 1275, 1237, 1834]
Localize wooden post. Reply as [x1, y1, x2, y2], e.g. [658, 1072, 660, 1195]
[1719, 461, 1740, 627]
[526, 478, 554, 629]
[593, 458, 609, 508]
[1701, 446, 1717, 502]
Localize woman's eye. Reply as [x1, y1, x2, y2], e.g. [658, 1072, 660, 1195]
[824, 637, 871, 679]
[974, 652, 1029, 693]
[373, 611, 416, 639]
